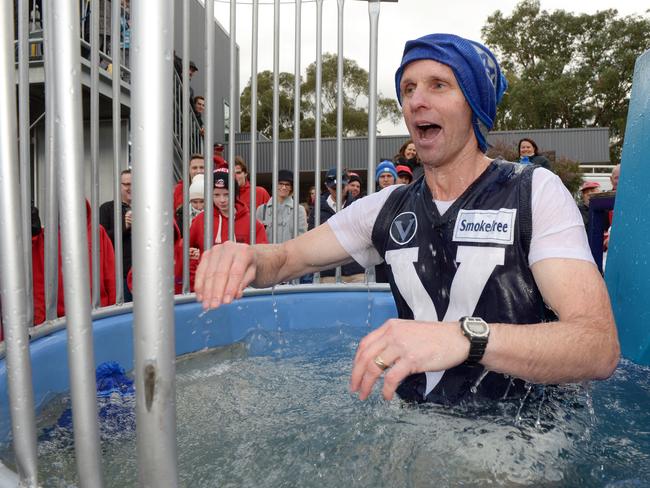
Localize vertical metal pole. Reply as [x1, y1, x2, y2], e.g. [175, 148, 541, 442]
[270, 0, 280, 244]
[102, 0, 108, 54]
[367, 0, 379, 196]
[227, 0, 237, 242]
[112, 0, 125, 304]
[131, 0, 178, 484]
[50, 0, 104, 484]
[203, 0, 215, 251]
[43, 0, 58, 321]
[181, 0, 190, 294]
[90, 0, 101, 308]
[292, 0, 302, 239]
[335, 0, 344, 212]
[0, 4, 39, 484]
[334, 0, 345, 283]
[366, 0, 380, 284]
[249, 0, 259, 244]
[313, 0, 323, 283]
[19, 0, 34, 326]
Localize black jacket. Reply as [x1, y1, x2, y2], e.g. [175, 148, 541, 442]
[308, 191, 365, 277]
[530, 154, 551, 170]
[99, 200, 132, 278]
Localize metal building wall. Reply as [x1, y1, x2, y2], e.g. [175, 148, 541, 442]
[33, 119, 129, 208]
[226, 127, 611, 177]
[173, 0, 240, 143]
[487, 127, 611, 164]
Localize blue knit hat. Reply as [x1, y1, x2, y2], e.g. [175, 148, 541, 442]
[376, 160, 398, 182]
[394, 33, 508, 153]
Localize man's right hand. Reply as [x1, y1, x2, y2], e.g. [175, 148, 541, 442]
[194, 241, 257, 310]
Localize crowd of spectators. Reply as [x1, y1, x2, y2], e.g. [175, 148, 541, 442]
[1, 130, 622, 340]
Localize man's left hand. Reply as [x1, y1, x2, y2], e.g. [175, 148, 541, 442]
[349, 319, 469, 401]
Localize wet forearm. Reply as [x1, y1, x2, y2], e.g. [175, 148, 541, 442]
[482, 318, 619, 384]
[251, 244, 291, 288]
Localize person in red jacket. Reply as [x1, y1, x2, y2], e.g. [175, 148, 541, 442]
[173, 154, 205, 212]
[234, 156, 270, 209]
[189, 169, 267, 288]
[190, 169, 268, 250]
[32, 200, 116, 324]
[213, 142, 228, 170]
[31, 227, 47, 325]
[127, 219, 199, 295]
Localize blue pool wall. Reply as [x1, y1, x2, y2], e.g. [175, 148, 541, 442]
[605, 48, 650, 366]
[0, 289, 397, 442]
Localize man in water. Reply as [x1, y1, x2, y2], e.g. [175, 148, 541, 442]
[194, 33, 619, 404]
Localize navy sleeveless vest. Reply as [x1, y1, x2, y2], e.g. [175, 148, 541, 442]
[371, 160, 556, 404]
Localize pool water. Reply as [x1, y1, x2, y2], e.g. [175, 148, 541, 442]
[2, 326, 649, 487]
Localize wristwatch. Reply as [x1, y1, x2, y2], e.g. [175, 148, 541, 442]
[460, 316, 490, 364]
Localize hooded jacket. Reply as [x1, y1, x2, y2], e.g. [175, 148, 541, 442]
[127, 220, 197, 294]
[238, 180, 271, 210]
[32, 200, 116, 325]
[190, 198, 268, 247]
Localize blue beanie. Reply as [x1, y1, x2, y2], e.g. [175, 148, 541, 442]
[394, 33, 508, 153]
[376, 160, 398, 182]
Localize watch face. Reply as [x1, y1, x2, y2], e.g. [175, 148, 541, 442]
[464, 318, 489, 337]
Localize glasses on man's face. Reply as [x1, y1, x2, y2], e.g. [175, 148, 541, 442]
[121, 182, 131, 187]
[277, 182, 292, 189]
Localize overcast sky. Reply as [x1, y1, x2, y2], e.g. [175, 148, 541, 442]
[212, 0, 650, 135]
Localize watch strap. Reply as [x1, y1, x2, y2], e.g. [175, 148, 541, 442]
[465, 336, 488, 364]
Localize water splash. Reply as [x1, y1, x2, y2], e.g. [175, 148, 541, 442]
[581, 381, 595, 443]
[470, 368, 490, 394]
[582, 381, 596, 420]
[365, 271, 372, 330]
[501, 375, 513, 399]
[271, 285, 279, 326]
[270, 285, 286, 356]
[535, 387, 546, 429]
[515, 383, 533, 426]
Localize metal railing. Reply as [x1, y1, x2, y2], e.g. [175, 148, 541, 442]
[0, 1, 390, 486]
[172, 68, 204, 180]
[19, 0, 131, 79]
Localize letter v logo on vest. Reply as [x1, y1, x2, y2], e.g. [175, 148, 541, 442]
[390, 212, 418, 245]
[453, 208, 517, 245]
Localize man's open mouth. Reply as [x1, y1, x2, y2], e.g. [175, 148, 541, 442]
[416, 123, 441, 140]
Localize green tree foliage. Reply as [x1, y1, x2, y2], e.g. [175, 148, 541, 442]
[240, 54, 401, 139]
[240, 71, 299, 140]
[482, 0, 650, 162]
